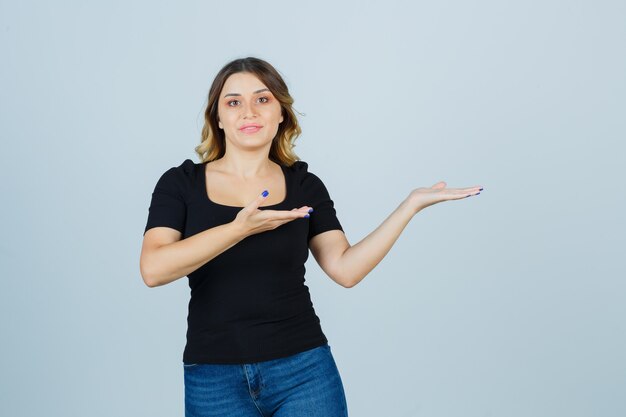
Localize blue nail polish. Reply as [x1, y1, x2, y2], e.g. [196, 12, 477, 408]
[476, 192, 480, 195]
[262, 190, 269, 197]
[308, 208, 314, 213]
[304, 214, 310, 218]
[479, 188, 483, 191]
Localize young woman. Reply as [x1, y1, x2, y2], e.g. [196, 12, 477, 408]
[140, 56, 483, 417]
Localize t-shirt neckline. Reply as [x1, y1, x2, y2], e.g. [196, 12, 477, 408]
[200, 162, 289, 209]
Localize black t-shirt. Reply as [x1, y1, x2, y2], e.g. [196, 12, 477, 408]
[143, 159, 344, 364]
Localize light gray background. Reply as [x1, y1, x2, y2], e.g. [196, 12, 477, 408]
[1, 1, 624, 416]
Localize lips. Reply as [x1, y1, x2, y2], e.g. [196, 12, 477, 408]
[239, 124, 263, 134]
[240, 124, 262, 130]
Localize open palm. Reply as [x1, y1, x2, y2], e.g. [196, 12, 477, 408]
[408, 181, 483, 212]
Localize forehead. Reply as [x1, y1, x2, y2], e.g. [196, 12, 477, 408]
[221, 72, 268, 95]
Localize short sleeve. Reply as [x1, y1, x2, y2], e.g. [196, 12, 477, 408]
[143, 162, 191, 236]
[295, 161, 344, 241]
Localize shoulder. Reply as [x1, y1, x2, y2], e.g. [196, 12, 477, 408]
[286, 160, 333, 197]
[285, 160, 309, 175]
[154, 159, 197, 194]
[285, 160, 318, 184]
[160, 159, 196, 178]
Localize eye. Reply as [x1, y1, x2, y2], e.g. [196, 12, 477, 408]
[226, 96, 270, 107]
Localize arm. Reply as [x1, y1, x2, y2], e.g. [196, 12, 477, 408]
[140, 222, 247, 288]
[309, 200, 416, 288]
[140, 190, 312, 288]
[309, 181, 483, 288]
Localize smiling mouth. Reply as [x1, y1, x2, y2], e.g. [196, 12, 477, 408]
[241, 126, 262, 133]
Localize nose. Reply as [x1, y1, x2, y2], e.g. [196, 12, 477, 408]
[241, 100, 258, 119]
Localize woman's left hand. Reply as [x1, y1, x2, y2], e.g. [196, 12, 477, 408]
[405, 181, 483, 214]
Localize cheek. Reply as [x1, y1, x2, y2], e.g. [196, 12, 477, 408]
[218, 111, 236, 126]
[266, 104, 283, 120]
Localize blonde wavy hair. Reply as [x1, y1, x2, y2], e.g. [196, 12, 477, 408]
[195, 57, 303, 167]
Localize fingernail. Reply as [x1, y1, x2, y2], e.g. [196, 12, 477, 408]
[479, 188, 483, 191]
[308, 208, 314, 213]
[262, 190, 269, 197]
[304, 214, 310, 218]
[476, 192, 481, 195]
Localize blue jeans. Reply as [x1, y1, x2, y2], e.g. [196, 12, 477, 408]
[183, 343, 348, 416]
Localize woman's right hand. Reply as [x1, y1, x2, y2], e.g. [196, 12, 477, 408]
[233, 190, 313, 237]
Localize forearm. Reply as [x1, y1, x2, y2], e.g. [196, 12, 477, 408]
[144, 222, 247, 287]
[339, 200, 417, 287]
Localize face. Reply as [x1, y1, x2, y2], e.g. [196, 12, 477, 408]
[217, 72, 284, 151]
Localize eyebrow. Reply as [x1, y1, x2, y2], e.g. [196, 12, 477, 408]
[223, 88, 270, 98]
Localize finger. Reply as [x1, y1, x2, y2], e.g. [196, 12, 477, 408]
[450, 187, 481, 195]
[442, 192, 476, 200]
[463, 191, 481, 198]
[435, 186, 483, 200]
[431, 181, 446, 189]
[267, 208, 311, 220]
[291, 206, 313, 213]
[461, 186, 483, 196]
[290, 207, 312, 218]
[436, 189, 480, 199]
[456, 186, 483, 192]
[247, 189, 270, 211]
[442, 185, 482, 195]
